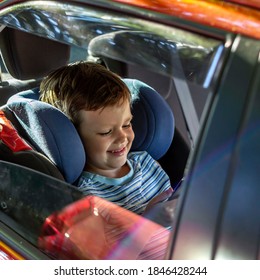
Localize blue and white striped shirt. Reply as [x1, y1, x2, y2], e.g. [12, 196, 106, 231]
[77, 151, 171, 215]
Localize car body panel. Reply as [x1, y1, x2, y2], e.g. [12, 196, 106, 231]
[112, 0, 260, 39]
[0, 220, 49, 260]
[0, 240, 24, 260]
[226, 0, 260, 9]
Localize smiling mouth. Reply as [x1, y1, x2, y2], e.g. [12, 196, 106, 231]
[109, 146, 126, 154]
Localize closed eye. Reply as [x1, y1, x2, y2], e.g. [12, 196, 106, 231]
[123, 122, 132, 129]
[98, 130, 112, 136]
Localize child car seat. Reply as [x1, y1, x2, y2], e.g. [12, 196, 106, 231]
[0, 107, 65, 181]
[124, 78, 174, 159]
[9, 78, 175, 159]
[0, 26, 74, 182]
[1, 98, 85, 184]
[4, 79, 175, 184]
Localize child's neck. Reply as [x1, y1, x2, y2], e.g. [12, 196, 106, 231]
[85, 162, 130, 179]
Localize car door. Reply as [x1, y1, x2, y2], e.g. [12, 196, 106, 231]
[168, 35, 260, 260]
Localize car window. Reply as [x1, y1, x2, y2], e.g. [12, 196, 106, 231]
[0, 1, 226, 147]
[0, 161, 174, 259]
[0, 1, 230, 260]
[0, 161, 83, 245]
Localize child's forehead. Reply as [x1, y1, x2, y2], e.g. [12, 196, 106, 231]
[79, 100, 132, 125]
[98, 100, 132, 117]
[94, 98, 131, 114]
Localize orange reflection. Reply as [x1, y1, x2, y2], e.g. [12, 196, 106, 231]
[0, 241, 25, 260]
[226, 0, 260, 9]
[112, 0, 260, 39]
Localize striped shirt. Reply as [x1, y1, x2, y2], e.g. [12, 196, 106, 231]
[77, 151, 171, 215]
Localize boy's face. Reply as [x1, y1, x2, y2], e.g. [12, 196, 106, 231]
[77, 99, 135, 178]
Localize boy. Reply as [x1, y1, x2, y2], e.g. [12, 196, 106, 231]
[40, 61, 172, 215]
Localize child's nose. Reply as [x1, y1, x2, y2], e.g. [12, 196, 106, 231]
[115, 129, 127, 143]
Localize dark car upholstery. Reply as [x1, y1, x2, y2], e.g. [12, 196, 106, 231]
[0, 27, 72, 181]
[0, 27, 70, 105]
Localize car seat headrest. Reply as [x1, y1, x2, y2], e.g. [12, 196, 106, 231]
[124, 79, 174, 160]
[6, 98, 85, 183]
[9, 78, 175, 160]
[0, 27, 70, 80]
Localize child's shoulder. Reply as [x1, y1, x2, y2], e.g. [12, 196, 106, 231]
[128, 150, 152, 161]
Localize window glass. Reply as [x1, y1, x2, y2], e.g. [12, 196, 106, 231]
[0, 1, 227, 259]
[0, 161, 83, 244]
[0, 1, 225, 143]
[0, 2, 223, 87]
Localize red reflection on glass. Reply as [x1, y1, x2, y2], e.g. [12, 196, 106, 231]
[39, 196, 170, 260]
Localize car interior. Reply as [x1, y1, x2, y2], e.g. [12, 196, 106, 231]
[0, 27, 182, 243]
[0, 26, 188, 187]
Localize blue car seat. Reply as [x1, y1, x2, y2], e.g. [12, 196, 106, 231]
[2, 98, 85, 184]
[4, 78, 174, 185]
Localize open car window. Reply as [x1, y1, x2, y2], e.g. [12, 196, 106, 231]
[0, 1, 225, 145]
[0, 1, 222, 82]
